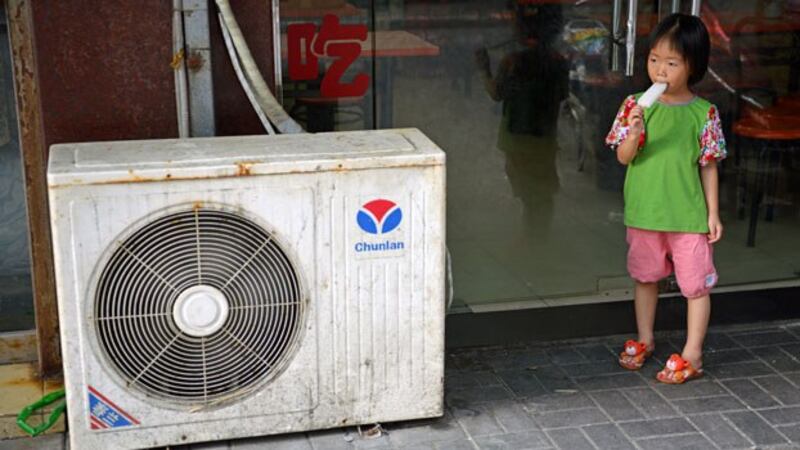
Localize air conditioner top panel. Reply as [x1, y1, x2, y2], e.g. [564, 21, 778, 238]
[48, 128, 444, 187]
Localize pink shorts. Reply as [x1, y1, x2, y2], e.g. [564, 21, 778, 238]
[626, 227, 718, 299]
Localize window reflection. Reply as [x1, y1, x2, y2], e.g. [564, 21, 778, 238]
[282, 1, 800, 310]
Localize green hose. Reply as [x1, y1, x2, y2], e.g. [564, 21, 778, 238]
[17, 389, 66, 437]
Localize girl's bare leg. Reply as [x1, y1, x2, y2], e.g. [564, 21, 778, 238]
[683, 294, 711, 369]
[635, 281, 659, 350]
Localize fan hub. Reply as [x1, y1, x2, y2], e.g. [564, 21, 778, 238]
[173, 285, 229, 337]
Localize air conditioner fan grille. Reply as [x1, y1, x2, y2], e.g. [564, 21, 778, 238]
[94, 209, 304, 407]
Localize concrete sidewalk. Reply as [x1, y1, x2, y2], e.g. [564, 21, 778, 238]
[5, 320, 800, 449]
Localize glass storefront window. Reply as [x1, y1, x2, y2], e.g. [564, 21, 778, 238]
[0, 6, 34, 331]
[278, 0, 800, 312]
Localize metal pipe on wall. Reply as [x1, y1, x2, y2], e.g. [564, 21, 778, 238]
[271, 0, 283, 105]
[611, 0, 622, 71]
[691, 0, 701, 16]
[183, 0, 216, 137]
[173, 0, 191, 138]
[625, 0, 638, 76]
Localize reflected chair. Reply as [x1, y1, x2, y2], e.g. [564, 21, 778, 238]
[733, 106, 800, 246]
[290, 95, 368, 132]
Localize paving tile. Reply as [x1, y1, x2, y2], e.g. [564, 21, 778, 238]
[447, 350, 495, 371]
[703, 333, 743, 351]
[588, 390, 644, 421]
[0, 414, 44, 440]
[435, 440, 478, 450]
[0, 433, 64, 450]
[621, 387, 679, 419]
[495, 370, 547, 398]
[558, 360, 623, 378]
[729, 330, 799, 348]
[688, 414, 752, 449]
[781, 343, 800, 360]
[757, 406, 800, 426]
[671, 395, 746, 414]
[574, 344, 616, 362]
[724, 411, 789, 447]
[446, 371, 502, 390]
[473, 430, 551, 449]
[775, 424, 800, 444]
[232, 433, 313, 449]
[446, 385, 512, 408]
[573, 372, 646, 391]
[545, 428, 594, 450]
[485, 400, 539, 433]
[721, 379, 779, 408]
[450, 405, 504, 437]
[652, 379, 726, 399]
[383, 414, 467, 448]
[546, 348, 586, 365]
[710, 361, 775, 379]
[753, 376, 800, 405]
[530, 366, 576, 393]
[307, 429, 390, 450]
[753, 346, 800, 372]
[396, 443, 435, 450]
[619, 417, 696, 438]
[703, 348, 757, 366]
[484, 349, 550, 372]
[534, 408, 608, 429]
[0, 363, 42, 416]
[524, 392, 595, 413]
[635, 433, 715, 450]
[638, 360, 663, 379]
[582, 423, 635, 450]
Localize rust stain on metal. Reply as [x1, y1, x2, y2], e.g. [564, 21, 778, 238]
[236, 160, 262, 176]
[8, 0, 62, 377]
[193, 201, 204, 211]
[49, 162, 442, 189]
[127, 169, 146, 182]
[186, 51, 205, 72]
[32, 1, 176, 146]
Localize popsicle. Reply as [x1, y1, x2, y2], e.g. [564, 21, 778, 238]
[637, 82, 667, 108]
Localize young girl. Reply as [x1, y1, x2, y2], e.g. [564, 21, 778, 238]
[605, 13, 726, 384]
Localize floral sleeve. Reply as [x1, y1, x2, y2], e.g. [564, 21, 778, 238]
[605, 95, 638, 149]
[698, 105, 727, 166]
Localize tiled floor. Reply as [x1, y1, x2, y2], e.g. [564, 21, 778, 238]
[0, 363, 64, 441]
[5, 320, 800, 449]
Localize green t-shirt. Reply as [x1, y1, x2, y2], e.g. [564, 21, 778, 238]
[605, 94, 727, 233]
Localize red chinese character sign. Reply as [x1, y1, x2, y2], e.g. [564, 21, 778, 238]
[287, 14, 370, 98]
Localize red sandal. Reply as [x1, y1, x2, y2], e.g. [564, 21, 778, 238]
[618, 340, 653, 370]
[656, 354, 704, 384]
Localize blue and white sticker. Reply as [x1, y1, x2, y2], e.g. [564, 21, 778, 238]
[88, 386, 139, 430]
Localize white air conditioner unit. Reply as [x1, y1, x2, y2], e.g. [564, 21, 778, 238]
[47, 129, 446, 450]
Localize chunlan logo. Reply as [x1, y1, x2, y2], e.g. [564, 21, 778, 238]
[355, 199, 404, 253]
[356, 199, 402, 234]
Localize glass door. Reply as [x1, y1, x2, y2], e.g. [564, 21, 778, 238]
[278, 0, 800, 312]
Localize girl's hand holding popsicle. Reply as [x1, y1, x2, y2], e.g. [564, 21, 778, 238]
[628, 105, 645, 138]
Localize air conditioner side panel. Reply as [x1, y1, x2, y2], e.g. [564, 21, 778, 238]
[314, 163, 446, 423]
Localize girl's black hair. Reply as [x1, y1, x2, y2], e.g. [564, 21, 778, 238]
[649, 13, 710, 85]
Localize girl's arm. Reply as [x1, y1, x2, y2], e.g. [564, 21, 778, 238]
[701, 160, 723, 243]
[616, 105, 644, 165]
